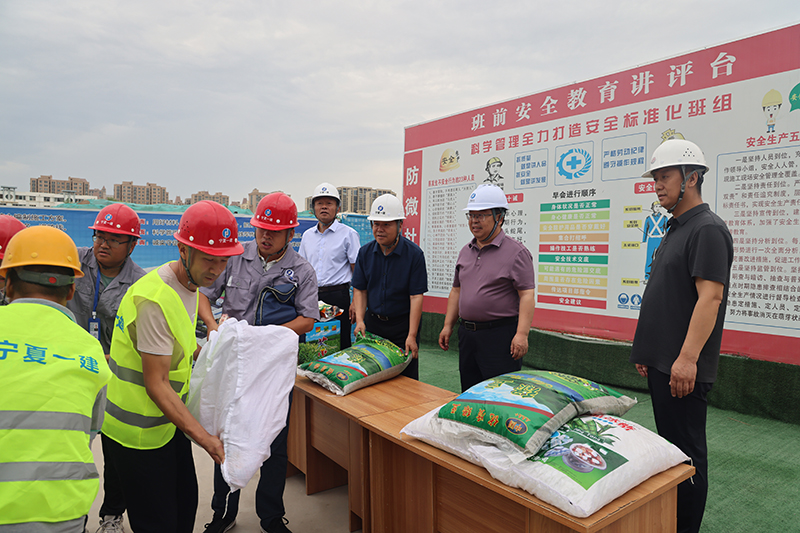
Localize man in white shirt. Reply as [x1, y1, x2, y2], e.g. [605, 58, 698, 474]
[299, 183, 361, 348]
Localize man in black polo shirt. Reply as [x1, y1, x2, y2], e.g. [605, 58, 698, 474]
[352, 194, 428, 379]
[630, 139, 733, 533]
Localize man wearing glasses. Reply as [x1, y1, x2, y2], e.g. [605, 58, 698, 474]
[67, 202, 145, 533]
[438, 184, 536, 391]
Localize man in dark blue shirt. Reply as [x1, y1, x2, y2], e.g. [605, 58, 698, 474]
[352, 194, 427, 379]
[630, 139, 733, 533]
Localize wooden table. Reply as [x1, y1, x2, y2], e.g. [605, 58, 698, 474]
[287, 375, 458, 532]
[360, 400, 695, 533]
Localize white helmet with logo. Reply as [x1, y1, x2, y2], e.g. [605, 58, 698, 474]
[463, 184, 509, 211]
[312, 182, 341, 203]
[368, 194, 405, 221]
[642, 139, 709, 179]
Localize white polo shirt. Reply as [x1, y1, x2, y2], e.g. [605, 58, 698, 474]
[298, 219, 361, 287]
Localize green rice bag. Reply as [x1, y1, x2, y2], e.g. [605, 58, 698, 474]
[436, 370, 636, 458]
[296, 332, 410, 395]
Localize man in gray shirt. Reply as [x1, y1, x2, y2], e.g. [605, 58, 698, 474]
[69, 203, 146, 355]
[199, 192, 317, 533]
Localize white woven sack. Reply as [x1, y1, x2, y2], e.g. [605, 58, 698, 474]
[403, 412, 689, 518]
[188, 318, 298, 491]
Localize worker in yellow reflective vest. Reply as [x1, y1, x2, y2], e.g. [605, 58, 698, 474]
[101, 201, 244, 533]
[0, 225, 112, 532]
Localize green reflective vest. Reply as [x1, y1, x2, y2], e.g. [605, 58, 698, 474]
[103, 264, 198, 450]
[0, 302, 111, 525]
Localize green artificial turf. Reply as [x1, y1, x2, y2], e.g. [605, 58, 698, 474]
[416, 342, 800, 533]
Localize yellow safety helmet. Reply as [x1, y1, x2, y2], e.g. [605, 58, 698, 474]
[485, 157, 502, 171]
[0, 225, 84, 279]
[762, 89, 782, 108]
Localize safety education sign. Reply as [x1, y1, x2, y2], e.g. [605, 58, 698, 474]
[403, 24, 800, 364]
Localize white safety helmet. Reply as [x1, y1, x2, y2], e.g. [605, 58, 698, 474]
[368, 194, 405, 221]
[312, 182, 341, 203]
[463, 184, 509, 211]
[642, 139, 709, 179]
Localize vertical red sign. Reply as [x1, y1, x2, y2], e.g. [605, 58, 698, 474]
[402, 150, 423, 244]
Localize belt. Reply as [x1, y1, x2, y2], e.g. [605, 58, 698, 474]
[370, 311, 409, 322]
[318, 283, 350, 294]
[460, 316, 518, 331]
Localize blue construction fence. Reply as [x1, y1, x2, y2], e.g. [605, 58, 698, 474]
[0, 205, 372, 270]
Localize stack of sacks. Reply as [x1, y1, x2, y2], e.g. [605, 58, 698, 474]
[188, 318, 298, 491]
[401, 370, 689, 517]
[297, 332, 410, 395]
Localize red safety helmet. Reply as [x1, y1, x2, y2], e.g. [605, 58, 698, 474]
[0, 215, 26, 260]
[89, 203, 141, 237]
[250, 192, 299, 231]
[174, 200, 244, 256]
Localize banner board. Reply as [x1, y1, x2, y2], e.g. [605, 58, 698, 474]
[403, 24, 800, 364]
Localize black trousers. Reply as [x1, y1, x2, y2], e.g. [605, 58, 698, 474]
[102, 430, 198, 533]
[648, 368, 713, 533]
[457, 319, 522, 392]
[364, 311, 419, 380]
[98, 432, 126, 518]
[318, 285, 352, 349]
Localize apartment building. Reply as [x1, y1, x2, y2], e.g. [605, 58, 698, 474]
[113, 181, 169, 205]
[189, 191, 230, 205]
[30, 175, 90, 196]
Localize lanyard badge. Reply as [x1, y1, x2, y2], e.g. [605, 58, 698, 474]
[89, 312, 101, 340]
[90, 272, 102, 340]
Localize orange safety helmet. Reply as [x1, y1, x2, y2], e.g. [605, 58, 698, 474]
[173, 201, 244, 256]
[89, 203, 141, 238]
[0, 215, 26, 260]
[250, 193, 299, 231]
[0, 225, 84, 279]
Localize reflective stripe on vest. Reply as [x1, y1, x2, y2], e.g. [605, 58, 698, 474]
[0, 302, 110, 526]
[108, 357, 184, 393]
[0, 516, 86, 533]
[105, 391, 189, 429]
[102, 264, 198, 450]
[0, 461, 98, 483]
[0, 411, 91, 434]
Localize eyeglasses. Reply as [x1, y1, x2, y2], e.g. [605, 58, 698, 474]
[465, 213, 492, 222]
[93, 234, 132, 248]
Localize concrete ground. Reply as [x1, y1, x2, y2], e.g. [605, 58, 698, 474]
[88, 440, 358, 533]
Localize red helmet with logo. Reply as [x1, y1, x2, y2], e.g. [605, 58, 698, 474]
[174, 201, 244, 256]
[89, 203, 141, 238]
[0, 215, 26, 260]
[250, 193, 299, 231]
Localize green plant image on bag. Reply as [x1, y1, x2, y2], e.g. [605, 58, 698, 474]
[299, 319, 342, 364]
[298, 339, 340, 365]
[437, 370, 635, 455]
[535, 416, 627, 490]
[298, 332, 408, 391]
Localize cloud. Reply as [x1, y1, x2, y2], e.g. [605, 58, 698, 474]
[1, 0, 796, 206]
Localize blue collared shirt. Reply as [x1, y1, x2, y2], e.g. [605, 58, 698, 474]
[351, 236, 427, 317]
[298, 219, 361, 287]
